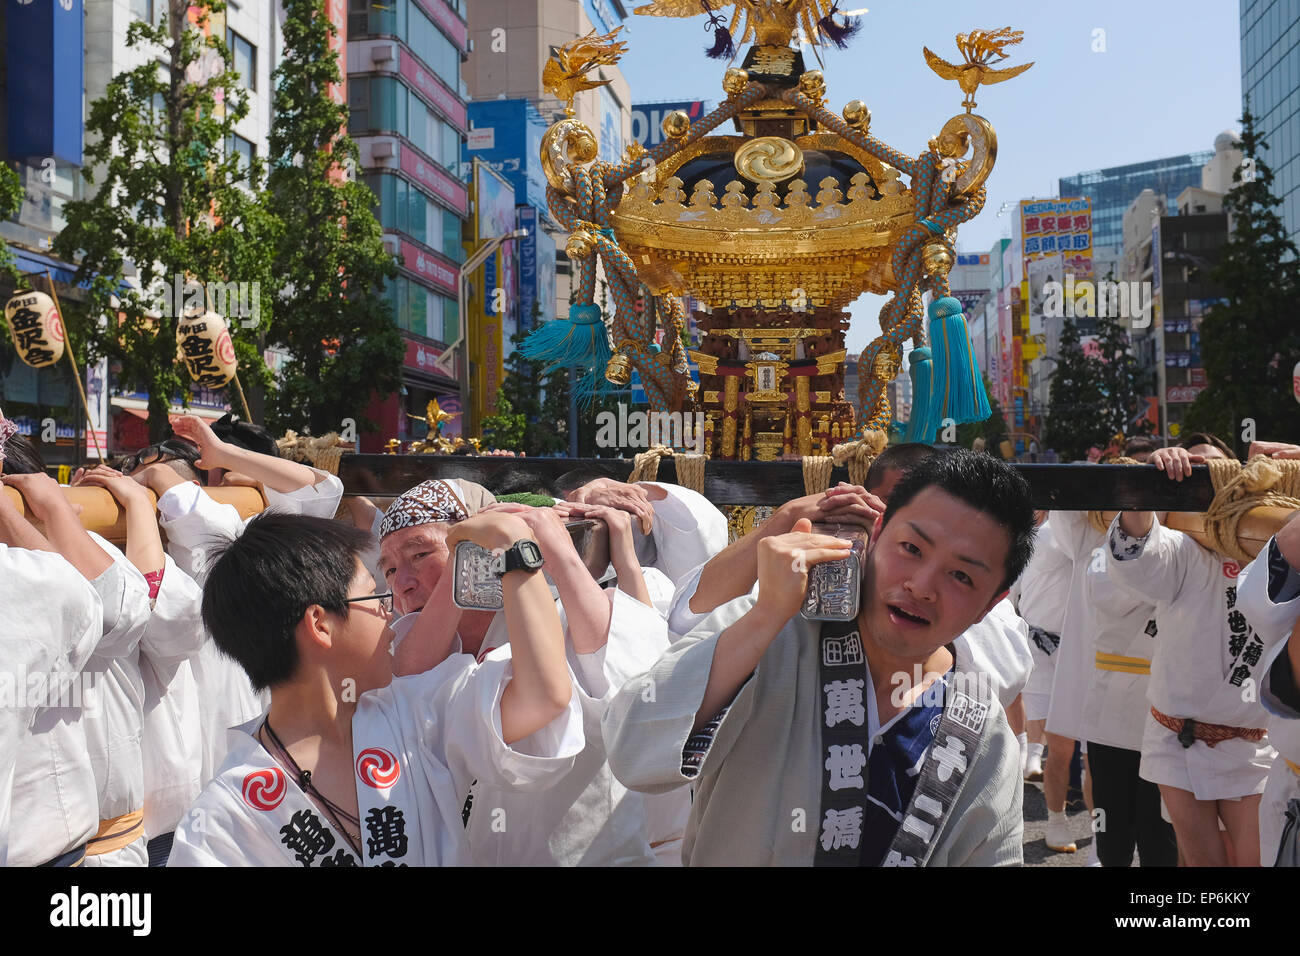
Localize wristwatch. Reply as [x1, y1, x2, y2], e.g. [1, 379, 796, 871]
[491, 539, 545, 576]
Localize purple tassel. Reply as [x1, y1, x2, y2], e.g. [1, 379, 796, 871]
[817, 2, 861, 49]
[701, 0, 735, 59]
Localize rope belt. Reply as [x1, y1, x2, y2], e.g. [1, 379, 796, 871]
[1094, 652, 1151, 675]
[1285, 757, 1300, 777]
[84, 808, 145, 856]
[1150, 706, 1266, 749]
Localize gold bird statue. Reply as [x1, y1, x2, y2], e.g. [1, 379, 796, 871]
[542, 27, 629, 114]
[633, 1, 863, 58]
[923, 27, 1033, 113]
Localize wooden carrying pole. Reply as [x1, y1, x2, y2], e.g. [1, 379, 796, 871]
[41, 270, 104, 463]
[1, 484, 266, 546]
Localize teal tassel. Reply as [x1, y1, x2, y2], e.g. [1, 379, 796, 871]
[904, 346, 936, 443]
[519, 303, 613, 404]
[926, 296, 990, 425]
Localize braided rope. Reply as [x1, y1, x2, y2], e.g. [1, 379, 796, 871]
[1203, 457, 1300, 562]
[802, 454, 835, 496]
[832, 429, 889, 488]
[675, 452, 707, 495]
[629, 444, 673, 483]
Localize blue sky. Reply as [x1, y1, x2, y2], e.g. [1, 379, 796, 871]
[614, 0, 1243, 352]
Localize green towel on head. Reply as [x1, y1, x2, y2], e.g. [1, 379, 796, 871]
[495, 492, 556, 508]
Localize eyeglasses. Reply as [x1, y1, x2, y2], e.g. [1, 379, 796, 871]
[343, 591, 394, 615]
[123, 439, 200, 474]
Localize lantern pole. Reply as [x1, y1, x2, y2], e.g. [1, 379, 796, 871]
[43, 271, 104, 464]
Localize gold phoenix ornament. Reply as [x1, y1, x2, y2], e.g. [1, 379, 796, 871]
[923, 27, 1033, 113]
[541, 27, 629, 115]
[633, 0, 857, 50]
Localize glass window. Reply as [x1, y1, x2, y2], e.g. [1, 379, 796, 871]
[130, 0, 153, 23]
[443, 295, 459, 343]
[225, 133, 255, 182]
[227, 29, 256, 91]
[443, 205, 463, 262]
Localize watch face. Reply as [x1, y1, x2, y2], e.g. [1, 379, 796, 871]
[519, 540, 544, 569]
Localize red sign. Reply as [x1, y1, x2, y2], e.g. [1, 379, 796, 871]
[411, 0, 467, 51]
[400, 142, 468, 216]
[403, 335, 454, 377]
[1190, 367, 1207, 387]
[399, 47, 467, 130]
[398, 238, 458, 296]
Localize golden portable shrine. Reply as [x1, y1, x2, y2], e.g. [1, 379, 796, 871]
[519, 4, 1032, 465]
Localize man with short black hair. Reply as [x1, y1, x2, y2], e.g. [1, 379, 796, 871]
[605, 450, 1036, 865]
[170, 511, 582, 866]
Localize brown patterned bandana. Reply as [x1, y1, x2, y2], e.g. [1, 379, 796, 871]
[379, 479, 494, 540]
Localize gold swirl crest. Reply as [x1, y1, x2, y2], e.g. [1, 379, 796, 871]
[734, 136, 804, 184]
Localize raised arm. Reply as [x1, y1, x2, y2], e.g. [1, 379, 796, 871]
[689, 484, 883, 616]
[74, 465, 165, 578]
[445, 512, 572, 744]
[0, 472, 113, 580]
[171, 415, 318, 495]
[0, 482, 54, 553]
[693, 519, 849, 729]
[1119, 446, 1204, 537]
[486, 502, 612, 656]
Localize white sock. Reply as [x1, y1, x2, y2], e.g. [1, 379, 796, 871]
[1018, 732, 1029, 773]
[1048, 810, 1068, 828]
[1029, 742, 1046, 761]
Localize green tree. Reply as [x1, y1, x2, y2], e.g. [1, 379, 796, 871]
[0, 163, 22, 281]
[1043, 316, 1110, 460]
[1184, 107, 1300, 448]
[955, 374, 1009, 450]
[1094, 309, 1154, 442]
[501, 322, 568, 457]
[53, 0, 274, 442]
[263, 0, 403, 436]
[480, 393, 526, 451]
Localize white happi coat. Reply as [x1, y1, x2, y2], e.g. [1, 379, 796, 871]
[1080, 548, 1159, 752]
[1045, 511, 1106, 741]
[1009, 518, 1072, 708]
[139, 555, 206, 839]
[0, 545, 103, 866]
[169, 653, 584, 866]
[1105, 516, 1277, 801]
[633, 482, 729, 586]
[954, 598, 1034, 709]
[157, 469, 344, 785]
[79, 532, 154, 866]
[463, 587, 670, 866]
[9, 539, 149, 867]
[631, 483, 726, 865]
[602, 590, 1023, 866]
[1236, 540, 1300, 863]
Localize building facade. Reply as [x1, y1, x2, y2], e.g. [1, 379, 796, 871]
[1060, 151, 1215, 251]
[348, 0, 471, 448]
[1242, 0, 1300, 246]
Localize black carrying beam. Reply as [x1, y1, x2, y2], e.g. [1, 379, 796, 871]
[338, 455, 1216, 512]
